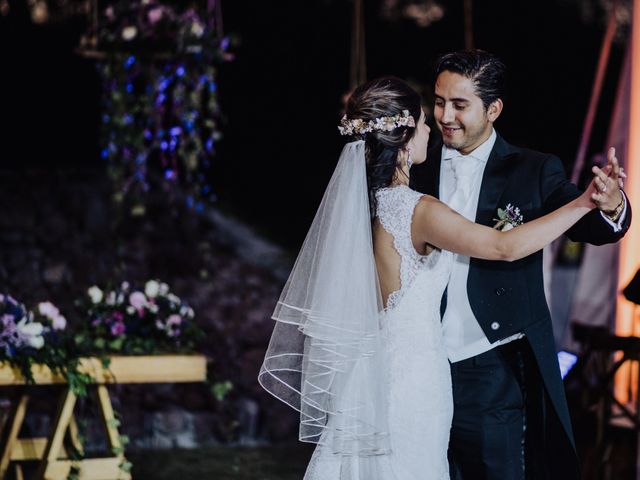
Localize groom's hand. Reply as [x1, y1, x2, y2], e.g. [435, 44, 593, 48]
[591, 147, 624, 213]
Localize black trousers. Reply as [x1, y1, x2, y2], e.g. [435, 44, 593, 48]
[448, 338, 550, 480]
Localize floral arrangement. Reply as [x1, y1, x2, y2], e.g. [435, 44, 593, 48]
[493, 204, 524, 232]
[0, 295, 92, 393]
[76, 280, 203, 355]
[338, 110, 415, 136]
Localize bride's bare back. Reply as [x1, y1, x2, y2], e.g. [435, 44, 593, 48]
[373, 217, 436, 308]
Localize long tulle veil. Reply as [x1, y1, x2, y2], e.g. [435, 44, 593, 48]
[258, 140, 390, 456]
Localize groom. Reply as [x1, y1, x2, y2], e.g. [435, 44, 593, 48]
[411, 50, 631, 480]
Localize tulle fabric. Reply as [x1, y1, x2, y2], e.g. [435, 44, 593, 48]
[258, 140, 390, 457]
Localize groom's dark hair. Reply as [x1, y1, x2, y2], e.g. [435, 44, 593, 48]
[435, 50, 506, 110]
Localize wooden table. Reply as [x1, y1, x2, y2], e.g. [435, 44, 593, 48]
[0, 355, 207, 480]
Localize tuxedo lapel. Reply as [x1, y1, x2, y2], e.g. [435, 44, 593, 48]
[474, 135, 518, 226]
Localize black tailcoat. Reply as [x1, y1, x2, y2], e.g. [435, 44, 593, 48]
[410, 134, 632, 478]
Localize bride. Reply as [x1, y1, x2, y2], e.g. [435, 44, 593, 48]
[258, 77, 598, 479]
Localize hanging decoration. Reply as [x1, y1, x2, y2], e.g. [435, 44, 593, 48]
[79, 0, 236, 217]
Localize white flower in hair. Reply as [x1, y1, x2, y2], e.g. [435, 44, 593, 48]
[338, 109, 415, 136]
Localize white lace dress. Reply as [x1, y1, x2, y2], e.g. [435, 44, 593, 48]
[304, 185, 454, 480]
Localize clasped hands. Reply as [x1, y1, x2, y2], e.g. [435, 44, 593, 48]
[589, 147, 626, 215]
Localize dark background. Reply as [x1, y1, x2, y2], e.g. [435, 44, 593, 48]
[0, 0, 626, 248]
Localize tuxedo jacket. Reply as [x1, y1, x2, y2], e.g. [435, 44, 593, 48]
[410, 133, 632, 477]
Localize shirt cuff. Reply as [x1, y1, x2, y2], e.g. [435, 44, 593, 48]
[600, 190, 628, 233]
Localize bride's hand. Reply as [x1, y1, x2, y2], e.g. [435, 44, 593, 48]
[579, 177, 599, 210]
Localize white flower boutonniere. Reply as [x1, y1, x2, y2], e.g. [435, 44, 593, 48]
[493, 203, 524, 231]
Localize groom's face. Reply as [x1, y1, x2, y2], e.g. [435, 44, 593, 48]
[434, 71, 494, 155]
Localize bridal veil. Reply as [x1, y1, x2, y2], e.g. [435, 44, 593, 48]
[258, 140, 390, 457]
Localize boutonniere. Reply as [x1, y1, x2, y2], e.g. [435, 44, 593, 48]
[493, 203, 524, 231]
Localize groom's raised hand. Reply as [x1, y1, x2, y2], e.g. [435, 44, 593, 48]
[590, 147, 625, 214]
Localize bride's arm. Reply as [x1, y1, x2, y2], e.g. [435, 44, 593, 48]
[413, 181, 597, 262]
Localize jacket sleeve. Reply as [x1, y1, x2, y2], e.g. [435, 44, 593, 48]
[540, 154, 631, 245]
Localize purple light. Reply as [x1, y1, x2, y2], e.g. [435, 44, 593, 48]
[176, 66, 186, 77]
[558, 351, 578, 379]
[160, 141, 169, 151]
[143, 129, 153, 140]
[101, 148, 109, 159]
[158, 79, 170, 92]
[186, 196, 194, 208]
[221, 37, 230, 50]
[169, 126, 182, 136]
[125, 55, 136, 68]
[208, 82, 217, 93]
[205, 138, 214, 151]
[126, 83, 134, 93]
[164, 169, 176, 180]
[156, 93, 166, 105]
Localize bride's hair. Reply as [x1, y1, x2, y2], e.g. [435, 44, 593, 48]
[344, 77, 421, 218]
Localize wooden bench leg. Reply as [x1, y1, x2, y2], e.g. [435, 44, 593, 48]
[0, 393, 29, 478]
[35, 387, 76, 480]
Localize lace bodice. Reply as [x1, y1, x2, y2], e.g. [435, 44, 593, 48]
[375, 185, 439, 310]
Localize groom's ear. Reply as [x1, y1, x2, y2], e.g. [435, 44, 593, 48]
[487, 99, 503, 123]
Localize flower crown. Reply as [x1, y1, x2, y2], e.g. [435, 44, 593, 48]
[338, 109, 416, 136]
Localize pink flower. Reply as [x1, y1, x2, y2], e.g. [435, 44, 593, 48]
[166, 314, 182, 327]
[147, 6, 164, 24]
[129, 292, 147, 310]
[51, 315, 67, 331]
[38, 302, 60, 319]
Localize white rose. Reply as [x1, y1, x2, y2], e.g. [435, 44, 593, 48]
[159, 283, 170, 295]
[167, 293, 181, 305]
[501, 223, 514, 232]
[121, 26, 138, 41]
[26, 335, 44, 349]
[18, 318, 44, 337]
[88, 286, 104, 304]
[28, 335, 45, 349]
[17, 319, 45, 349]
[145, 280, 160, 298]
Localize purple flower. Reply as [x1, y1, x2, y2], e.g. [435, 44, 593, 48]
[111, 321, 126, 337]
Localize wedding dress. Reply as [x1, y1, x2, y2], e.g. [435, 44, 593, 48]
[304, 184, 454, 480]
